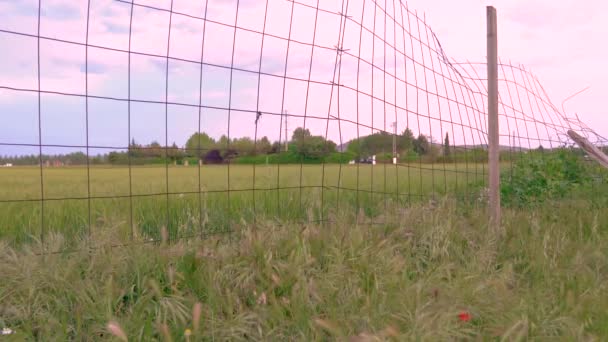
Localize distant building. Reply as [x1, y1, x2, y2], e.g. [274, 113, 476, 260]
[2, 163, 12, 167]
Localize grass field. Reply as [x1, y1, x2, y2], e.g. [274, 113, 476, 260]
[2, 159, 608, 339]
[1, 198, 608, 339]
[0, 163, 488, 248]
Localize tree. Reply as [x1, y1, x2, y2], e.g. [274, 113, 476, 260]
[298, 136, 336, 158]
[231, 137, 255, 156]
[256, 136, 272, 154]
[400, 128, 415, 151]
[147, 141, 163, 158]
[292, 127, 312, 156]
[128, 139, 143, 158]
[217, 135, 230, 151]
[185, 133, 216, 157]
[347, 138, 362, 156]
[292, 127, 312, 142]
[167, 142, 184, 162]
[444, 132, 451, 157]
[270, 141, 282, 154]
[108, 151, 121, 164]
[413, 134, 430, 155]
[346, 132, 393, 157]
[291, 127, 337, 159]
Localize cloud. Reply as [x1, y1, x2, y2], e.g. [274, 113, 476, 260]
[0, 0, 38, 17]
[82, 61, 107, 74]
[41, 2, 82, 20]
[103, 21, 130, 34]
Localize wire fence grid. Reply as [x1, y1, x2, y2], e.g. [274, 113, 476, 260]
[0, 0, 606, 253]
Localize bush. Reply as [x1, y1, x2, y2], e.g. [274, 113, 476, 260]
[501, 149, 593, 207]
[398, 150, 419, 163]
[324, 151, 356, 164]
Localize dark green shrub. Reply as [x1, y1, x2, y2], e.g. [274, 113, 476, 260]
[501, 149, 592, 206]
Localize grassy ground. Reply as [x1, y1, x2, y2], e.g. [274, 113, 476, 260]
[0, 164, 488, 248]
[1, 198, 607, 340]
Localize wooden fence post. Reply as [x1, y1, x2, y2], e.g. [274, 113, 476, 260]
[487, 6, 501, 229]
[568, 130, 608, 169]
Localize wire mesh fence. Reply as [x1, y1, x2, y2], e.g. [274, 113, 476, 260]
[0, 0, 606, 252]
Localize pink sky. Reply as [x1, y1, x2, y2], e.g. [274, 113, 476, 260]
[408, 0, 607, 139]
[0, 0, 606, 155]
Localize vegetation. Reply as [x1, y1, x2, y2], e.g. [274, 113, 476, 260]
[232, 151, 355, 165]
[1, 197, 608, 340]
[0, 163, 489, 245]
[501, 148, 597, 207]
[0, 127, 470, 167]
[1, 146, 608, 339]
[347, 128, 417, 157]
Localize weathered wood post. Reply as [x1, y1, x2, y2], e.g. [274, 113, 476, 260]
[487, 6, 501, 229]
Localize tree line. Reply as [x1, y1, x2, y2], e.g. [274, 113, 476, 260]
[346, 128, 453, 162]
[3, 128, 583, 166]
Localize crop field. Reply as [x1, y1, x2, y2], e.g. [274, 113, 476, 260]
[0, 163, 487, 247]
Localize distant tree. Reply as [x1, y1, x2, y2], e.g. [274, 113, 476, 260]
[291, 127, 337, 159]
[108, 152, 120, 164]
[64, 152, 88, 165]
[185, 132, 216, 157]
[256, 136, 272, 154]
[347, 132, 393, 157]
[270, 141, 282, 154]
[413, 134, 430, 155]
[217, 135, 230, 151]
[147, 141, 163, 158]
[292, 127, 312, 142]
[167, 142, 184, 162]
[128, 139, 143, 158]
[292, 127, 312, 155]
[298, 136, 336, 158]
[444, 132, 451, 157]
[400, 128, 415, 152]
[91, 156, 104, 165]
[347, 138, 362, 156]
[231, 137, 255, 156]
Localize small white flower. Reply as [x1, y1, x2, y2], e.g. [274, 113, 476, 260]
[1, 328, 14, 335]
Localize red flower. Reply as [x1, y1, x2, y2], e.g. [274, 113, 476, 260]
[458, 311, 471, 322]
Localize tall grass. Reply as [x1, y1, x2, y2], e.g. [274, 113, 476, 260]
[1, 198, 607, 340]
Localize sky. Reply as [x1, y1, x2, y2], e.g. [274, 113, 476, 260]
[0, 0, 606, 156]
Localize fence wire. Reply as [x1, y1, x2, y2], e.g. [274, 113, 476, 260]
[0, 0, 606, 252]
